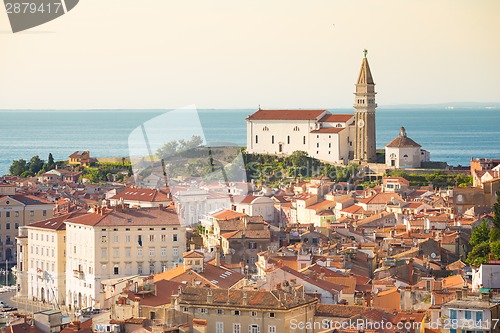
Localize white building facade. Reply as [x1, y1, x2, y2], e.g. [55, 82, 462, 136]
[246, 110, 355, 164]
[64, 207, 186, 309]
[385, 127, 430, 168]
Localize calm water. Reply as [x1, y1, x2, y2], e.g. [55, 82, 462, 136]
[0, 108, 499, 176]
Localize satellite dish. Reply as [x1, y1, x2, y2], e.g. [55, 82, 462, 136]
[373, 288, 379, 295]
[430, 252, 436, 259]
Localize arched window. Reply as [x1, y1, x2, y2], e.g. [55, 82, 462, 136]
[403, 154, 408, 158]
[293, 126, 300, 131]
[263, 126, 269, 131]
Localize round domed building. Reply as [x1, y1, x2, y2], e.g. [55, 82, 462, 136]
[385, 127, 430, 168]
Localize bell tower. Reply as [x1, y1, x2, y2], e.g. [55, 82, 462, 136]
[353, 49, 377, 163]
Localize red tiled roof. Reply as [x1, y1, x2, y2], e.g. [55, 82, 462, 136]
[310, 127, 346, 134]
[28, 212, 81, 230]
[386, 135, 421, 148]
[110, 188, 170, 203]
[210, 209, 247, 220]
[319, 114, 354, 123]
[65, 207, 180, 227]
[247, 109, 326, 121]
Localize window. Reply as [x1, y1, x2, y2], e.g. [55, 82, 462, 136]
[217, 309, 224, 315]
[52, 249, 55, 257]
[263, 126, 269, 131]
[101, 236, 107, 243]
[293, 126, 300, 131]
[137, 263, 143, 274]
[161, 248, 167, 256]
[113, 235, 119, 243]
[303, 136, 306, 144]
[30, 211, 34, 217]
[125, 248, 131, 257]
[271, 136, 274, 144]
[149, 248, 155, 257]
[173, 234, 178, 242]
[255, 135, 258, 144]
[6, 223, 10, 230]
[450, 309, 457, 319]
[149, 262, 155, 274]
[161, 235, 166, 242]
[113, 249, 119, 257]
[476, 311, 483, 322]
[216, 322, 224, 333]
[15, 211, 19, 217]
[42, 210, 47, 217]
[234, 310, 240, 316]
[269, 312, 275, 318]
[233, 323, 241, 333]
[249, 242, 257, 249]
[287, 136, 290, 144]
[125, 235, 130, 243]
[173, 248, 178, 257]
[465, 311, 472, 320]
[249, 325, 259, 333]
[113, 266, 119, 275]
[250, 311, 257, 317]
[149, 234, 155, 241]
[6, 212, 10, 218]
[101, 248, 107, 258]
[200, 308, 208, 314]
[268, 326, 276, 333]
[183, 307, 189, 313]
[138, 248, 143, 257]
[138, 235, 142, 246]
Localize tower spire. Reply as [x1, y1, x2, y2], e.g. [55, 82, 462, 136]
[353, 50, 377, 163]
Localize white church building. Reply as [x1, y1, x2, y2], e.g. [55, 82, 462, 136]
[385, 127, 430, 168]
[246, 110, 354, 164]
[246, 50, 378, 165]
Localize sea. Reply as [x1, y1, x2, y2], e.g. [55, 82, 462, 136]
[0, 108, 499, 176]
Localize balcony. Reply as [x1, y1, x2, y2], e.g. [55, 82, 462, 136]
[73, 270, 84, 279]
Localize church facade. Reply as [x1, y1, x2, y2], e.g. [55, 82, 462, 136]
[246, 51, 377, 165]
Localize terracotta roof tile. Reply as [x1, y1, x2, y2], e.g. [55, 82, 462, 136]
[247, 109, 326, 121]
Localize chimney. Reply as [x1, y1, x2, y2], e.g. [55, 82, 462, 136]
[207, 289, 213, 303]
[215, 246, 221, 267]
[480, 291, 491, 301]
[408, 258, 414, 284]
[365, 291, 371, 307]
[462, 286, 468, 299]
[455, 290, 462, 300]
[242, 291, 248, 305]
[489, 253, 494, 263]
[159, 204, 164, 210]
[190, 243, 195, 251]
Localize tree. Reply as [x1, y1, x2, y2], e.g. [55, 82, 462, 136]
[466, 242, 491, 267]
[289, 151, 309, 168]
[42, 153, 56, 172]
[470, 219, 490, 247]
[9, 159, 28, 176]
[493, 190, 500, 229]
[29, 155, 44, 174]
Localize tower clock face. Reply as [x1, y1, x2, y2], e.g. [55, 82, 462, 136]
[358, 119, 365, 128]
